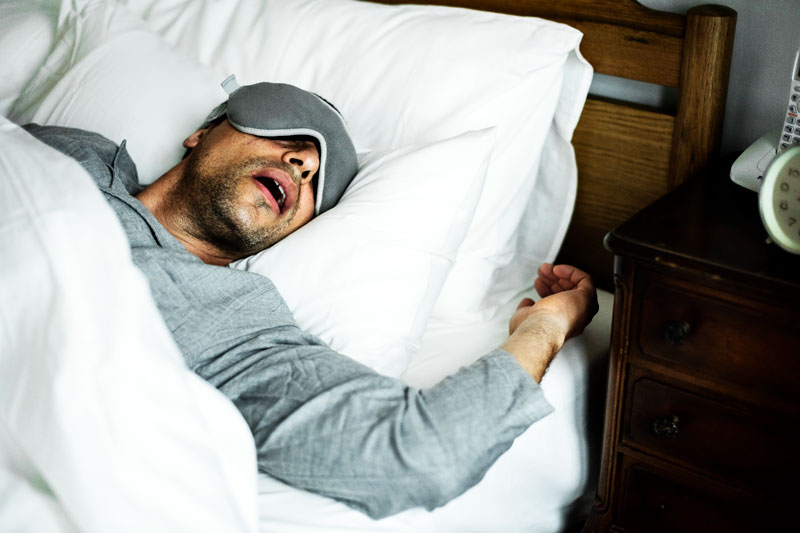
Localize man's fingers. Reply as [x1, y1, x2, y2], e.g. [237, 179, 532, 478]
[535, 263, 561, 296]
[534, 278, 549, 297]
[535, 278, 564, 296]
[552, 264, 595, 290]
[535, 263, 597, 300]
[552, 264, 580, 284]
[537, 263, 555, 279]
[558, 278, 574, 291]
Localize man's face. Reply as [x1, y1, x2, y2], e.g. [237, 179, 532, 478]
[178, 119, 319, 257]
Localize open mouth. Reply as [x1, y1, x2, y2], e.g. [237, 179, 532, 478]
[255, 176, 287, 210]
[251, 166, 299, 215]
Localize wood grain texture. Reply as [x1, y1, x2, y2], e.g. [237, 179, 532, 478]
[560, 98, 674, 289]
[553, 20, 683, 86]
[669, 5, 737, 186]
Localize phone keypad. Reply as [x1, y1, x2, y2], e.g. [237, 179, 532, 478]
[779, 53, 800, 153]
[781, 85, 800, 151]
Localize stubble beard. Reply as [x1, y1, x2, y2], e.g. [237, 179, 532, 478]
[178, 147, 301, 258]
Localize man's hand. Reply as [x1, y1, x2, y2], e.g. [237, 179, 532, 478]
[511, 263, 598, 339]
[502, 264, 599, 382]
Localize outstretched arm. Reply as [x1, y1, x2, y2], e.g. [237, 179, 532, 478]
[502, 263, 599, 382]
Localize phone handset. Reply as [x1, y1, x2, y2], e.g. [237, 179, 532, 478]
[778, 50, 800, 153]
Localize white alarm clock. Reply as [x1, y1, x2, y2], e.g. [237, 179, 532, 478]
[759, 145, 800, 254]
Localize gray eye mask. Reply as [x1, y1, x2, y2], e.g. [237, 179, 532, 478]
[202, 76, 358, 215]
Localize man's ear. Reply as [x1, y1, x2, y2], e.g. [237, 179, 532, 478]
[183, 128, 209, 149]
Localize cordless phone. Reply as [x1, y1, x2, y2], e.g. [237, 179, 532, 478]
[728, 49, 800, 254]
[778, 50, 800, 153]
[731, 50, 800, 191]
[760, 50, 800, 254]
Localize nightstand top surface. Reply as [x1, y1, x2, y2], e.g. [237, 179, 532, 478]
[605, 158, 800, 292]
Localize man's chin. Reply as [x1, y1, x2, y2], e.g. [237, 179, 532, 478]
[235, 225, 292, 255]
[212, 202, 301, 255]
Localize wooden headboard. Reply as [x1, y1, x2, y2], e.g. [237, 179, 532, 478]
[371, 0, 736, 290]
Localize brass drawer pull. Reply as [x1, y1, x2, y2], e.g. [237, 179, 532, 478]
[652, 415, 680, 438]
[664, 321, 691, 346]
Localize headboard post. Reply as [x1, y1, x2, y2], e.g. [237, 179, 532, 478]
[669, 5, 737, 187]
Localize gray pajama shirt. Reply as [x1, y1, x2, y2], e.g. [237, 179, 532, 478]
[25, 124, 554, 519]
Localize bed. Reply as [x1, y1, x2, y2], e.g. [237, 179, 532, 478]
[0, 0, 735, 531]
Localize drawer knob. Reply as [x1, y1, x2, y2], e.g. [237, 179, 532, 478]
[652, 415, 680, 438]
[663, 321, 691, 346]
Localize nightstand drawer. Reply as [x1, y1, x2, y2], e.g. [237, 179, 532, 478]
[622, 372, 796, 491]
[616, 457, 779, 533]
[634, 276, 800, 400]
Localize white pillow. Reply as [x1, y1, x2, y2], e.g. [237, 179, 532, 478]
[232, 129, 495, 376]
[0, 0, 58, 116]
[123, 0, 593, 321]
[7, 0, 227, 184]
[0, 117, 257, 532]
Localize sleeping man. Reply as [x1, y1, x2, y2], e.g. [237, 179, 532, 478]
[24, 80, 598, 519]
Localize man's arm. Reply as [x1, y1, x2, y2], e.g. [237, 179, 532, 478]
[244, 263, 597, 519]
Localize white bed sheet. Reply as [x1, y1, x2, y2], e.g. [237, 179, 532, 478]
[255, 289, 613, 532]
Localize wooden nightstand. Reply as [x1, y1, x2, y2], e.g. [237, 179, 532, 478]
[584, 159, 800, 532]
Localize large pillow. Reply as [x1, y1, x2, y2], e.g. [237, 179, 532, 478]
[7, 0, 228, 184]
[0, 117, 257, 532]
[0, 0, 58, 116]
[232, 129, 495, 376]
[122, 0, 593, 322]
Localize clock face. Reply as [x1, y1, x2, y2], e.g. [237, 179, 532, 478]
[759, 146, 800, 254]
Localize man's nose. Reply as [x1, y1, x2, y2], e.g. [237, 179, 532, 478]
[284, 145, 320, 181]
